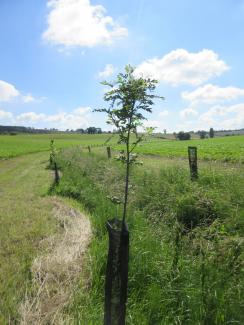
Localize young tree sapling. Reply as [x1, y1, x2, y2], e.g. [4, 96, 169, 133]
[95, 64, 164, 227]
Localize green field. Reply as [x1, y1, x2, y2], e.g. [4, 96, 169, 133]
[1, 133, 243, 163]
[0, 133, 116, 158]
[134, 135, 244, 163]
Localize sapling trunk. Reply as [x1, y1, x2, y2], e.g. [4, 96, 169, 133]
[54, 162, 59, 184]
[122, 127, 131, 227]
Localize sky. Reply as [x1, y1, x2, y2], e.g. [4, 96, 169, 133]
[0, 0, 244, 132]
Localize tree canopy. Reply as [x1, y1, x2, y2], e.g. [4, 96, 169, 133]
[95, 65, 164, 148]
[95, 65, 164, 224]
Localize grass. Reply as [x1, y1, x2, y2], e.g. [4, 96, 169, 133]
[53, 148, 244, 324]
[0, 152, 60, 324]
[20, 196, 91, 324]
[1, 133, 243, 323]
[0, 133, 117, 158]
[132, 135, 244, 163]
[1, 133, 243, 164]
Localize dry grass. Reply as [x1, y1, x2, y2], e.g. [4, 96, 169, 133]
[20, 198, 91, 325]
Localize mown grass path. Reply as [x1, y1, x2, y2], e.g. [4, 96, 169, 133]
[0, 152, 58, 323]
[0, 152, 91, 324]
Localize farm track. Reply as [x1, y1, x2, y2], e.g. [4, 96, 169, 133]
[20, 198, 92, 324]
[0, 152, 91, 324]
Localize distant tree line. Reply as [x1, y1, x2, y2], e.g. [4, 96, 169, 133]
[1, 124, 243, 137]
[0, 125, 60, 135]
[0, 125, 105, 135]
[76, 127, 102, 134]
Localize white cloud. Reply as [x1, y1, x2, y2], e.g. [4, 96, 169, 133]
[22, 94, 35, 103]
[43, 0, 128, 48]
[175, 120, 196, 132]
[98, 64, 115, 79]
[199, 103, 244, 123]
[158, 110, 169, 117]
[15, 106, 92, 130]
[16, 112, 46, 122]
[134, 49, 229, 86]
[142, 117, 172, 132]
[73, 106, 90, 115]
[173, 99, 244, 132]
[143, 119, 162, 130]
[178, 103, 244, 131]
[0, 80, 42, 104]
[0, 106, 91, 130]
[182, 84, 244, 104]
[0, 80, 20, 102]
[0, 109, 13, 120]
[180, 108, 198, 118]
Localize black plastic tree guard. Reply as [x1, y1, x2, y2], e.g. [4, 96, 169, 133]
[104, 219, 129, 325]
[188, 146, 198, 180]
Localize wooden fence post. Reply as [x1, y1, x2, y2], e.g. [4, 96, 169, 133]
[188, 146, 198, 180]
[88, 145, 91, 153]
[107, 146, 111, 159]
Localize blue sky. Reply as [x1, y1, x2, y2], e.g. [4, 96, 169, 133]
[0, 0, 244, 131]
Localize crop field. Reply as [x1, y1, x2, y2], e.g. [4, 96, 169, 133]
[134, 135, 244, 163]
[0, 134, 243, 324]
[0, 133, 117, 158]
[1, 133, 244, 163]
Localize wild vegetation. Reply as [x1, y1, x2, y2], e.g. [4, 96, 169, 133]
[52, 147, 243, 324]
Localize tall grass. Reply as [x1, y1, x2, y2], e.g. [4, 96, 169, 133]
[54, 148, 243, 324]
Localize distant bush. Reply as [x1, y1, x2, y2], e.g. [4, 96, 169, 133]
[199, 130, 207, 139]
[177, 131, 191, 140]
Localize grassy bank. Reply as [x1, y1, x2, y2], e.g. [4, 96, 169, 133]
[54, 148, 244, 324]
